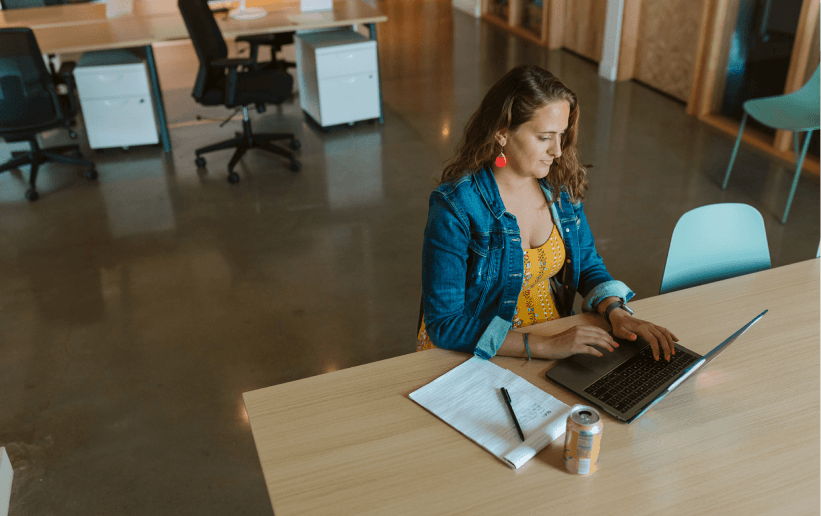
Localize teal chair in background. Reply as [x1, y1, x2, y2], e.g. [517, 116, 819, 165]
[722, 65, 820, 224]
[659, 204, 771, 295]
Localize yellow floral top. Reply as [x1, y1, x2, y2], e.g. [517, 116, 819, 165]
[417, 224, 566, 351]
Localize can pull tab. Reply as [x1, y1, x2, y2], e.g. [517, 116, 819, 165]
[577, 410, 596, 425]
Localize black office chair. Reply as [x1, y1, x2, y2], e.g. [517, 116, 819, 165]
[0, 28, 97, 201]
[178, 0, 301, 185]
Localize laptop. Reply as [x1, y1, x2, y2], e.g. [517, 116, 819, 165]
[544, 310, 767, 423]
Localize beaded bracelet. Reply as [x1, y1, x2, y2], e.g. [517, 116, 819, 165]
[524, 333, 531, 361]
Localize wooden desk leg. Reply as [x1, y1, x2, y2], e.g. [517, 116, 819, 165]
[145, 44, 172, 152]
[367, 23, 384, 124]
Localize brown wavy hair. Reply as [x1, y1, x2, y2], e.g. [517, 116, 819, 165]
[441, 65, 588, 203]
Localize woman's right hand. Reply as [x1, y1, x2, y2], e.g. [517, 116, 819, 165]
[537, 325, 618, 359]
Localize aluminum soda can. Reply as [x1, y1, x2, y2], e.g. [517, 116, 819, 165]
[563, 405, 603, 475]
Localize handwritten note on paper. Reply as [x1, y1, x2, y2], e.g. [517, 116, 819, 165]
[409, 357, 571, 469]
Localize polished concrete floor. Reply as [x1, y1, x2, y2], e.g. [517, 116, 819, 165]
[1, 2, 819, 515]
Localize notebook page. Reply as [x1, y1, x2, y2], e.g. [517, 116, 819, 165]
[410, 357, 571, 469]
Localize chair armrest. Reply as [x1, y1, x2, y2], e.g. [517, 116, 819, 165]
[210, 57, 255, 69]
[57, 61, 80, 116]
[58, 61, 76, 76]
[58, 61, 77, 86]
[209, 58, 253, 107]
[235, 34, 277, 44]
[235, 36, 273, 68]
[236, 33, 294, 67]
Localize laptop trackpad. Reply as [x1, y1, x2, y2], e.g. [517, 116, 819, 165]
[547, 338, 642, 387]
[572, 344, 632, 370]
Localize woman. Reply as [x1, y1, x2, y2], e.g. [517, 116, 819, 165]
[418, 65, 677, 362]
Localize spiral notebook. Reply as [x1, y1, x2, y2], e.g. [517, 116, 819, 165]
[409, 357, 571, 469]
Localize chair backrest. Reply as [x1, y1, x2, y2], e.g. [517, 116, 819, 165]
[177, 0, 228, 102]
[793, 64, 820, 109]
[798, 63, 821, 98]
[659, 203, 771, 295]
[0, 28, 64, 133]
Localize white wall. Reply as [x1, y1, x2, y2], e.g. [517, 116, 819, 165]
[598, 0, 624, 81]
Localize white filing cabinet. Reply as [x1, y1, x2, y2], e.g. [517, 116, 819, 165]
[74, 50, 159, 150]
[295, 29, 381, 127]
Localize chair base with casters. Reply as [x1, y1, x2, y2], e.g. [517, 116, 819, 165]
[0, 136, 96, 201]
[193, 105, 301, 184]
[721, 65, 820, 225]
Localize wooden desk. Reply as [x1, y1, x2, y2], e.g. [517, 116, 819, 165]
[244, 259, 820, 516]
[0, 0, 181, 27]
[0, 0, 388, 151]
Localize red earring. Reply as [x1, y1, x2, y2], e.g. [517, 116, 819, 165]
[495, 150, 507, 168]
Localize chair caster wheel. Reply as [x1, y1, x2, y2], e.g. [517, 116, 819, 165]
[195, 156, 206, 168]
[85, 167, 98, 181]
[25, 189, 39, 201]
[290, 139, 301, 150]
[228, 172, 240, 184]
[290, 160, 301, 172]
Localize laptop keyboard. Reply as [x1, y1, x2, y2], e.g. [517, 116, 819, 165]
[583, 346, 698, 413]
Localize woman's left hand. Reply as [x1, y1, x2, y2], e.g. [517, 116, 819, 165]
[608, 309, 679, 362]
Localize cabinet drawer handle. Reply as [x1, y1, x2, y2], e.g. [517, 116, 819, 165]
[102, 99, 129, 107]
[339, 53, 355, 60]
[346, 77, 356, 84]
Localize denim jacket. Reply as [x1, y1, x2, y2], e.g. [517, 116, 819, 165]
[421, 165, 634, 359]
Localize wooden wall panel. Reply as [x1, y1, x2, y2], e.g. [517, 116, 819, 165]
[616, 0, 641, 81]
[547, 0, 564, 49]
[561, 0, 606, 62]
[805, 17, 820, 83]
[634, 0, 704, 101]
[688, 0, 741, 115]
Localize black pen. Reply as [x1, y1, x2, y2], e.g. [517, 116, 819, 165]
[500, 387, 525, 441]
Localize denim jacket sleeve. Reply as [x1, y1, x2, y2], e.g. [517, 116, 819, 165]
[421, 191, 504, 355]
[571, 199, 634, 312]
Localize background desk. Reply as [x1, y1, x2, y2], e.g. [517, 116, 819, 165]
[244, 259, 820, 516]
[0, 0, 388, 152]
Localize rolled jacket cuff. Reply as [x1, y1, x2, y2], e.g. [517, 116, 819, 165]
[582, 280, 635, 313]
[474, 316, 512, 360]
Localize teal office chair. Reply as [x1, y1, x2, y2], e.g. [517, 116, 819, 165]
[722, 65, 820, 224]
[659, 204, 771, 295]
